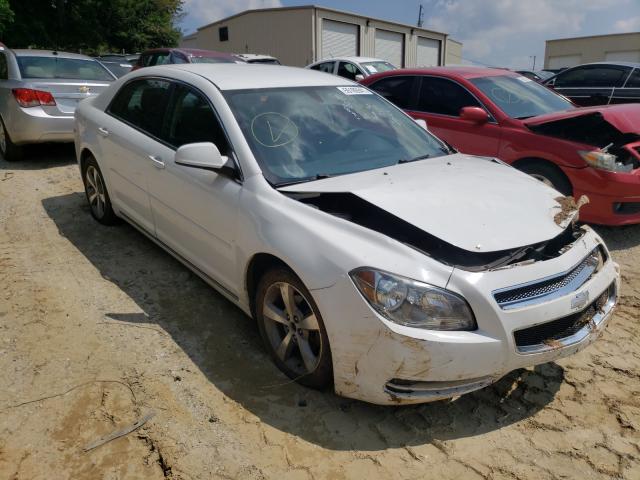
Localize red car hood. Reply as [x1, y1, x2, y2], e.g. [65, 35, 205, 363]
[523, 104, 640, 134]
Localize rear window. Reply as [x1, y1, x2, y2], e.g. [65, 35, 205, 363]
[17, 56, 114, 81]
[189, 56, 236, 64]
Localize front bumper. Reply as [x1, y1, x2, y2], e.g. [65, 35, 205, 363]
[4, 104, 74, 145]
[312, 227, 619, 405]
[565, 166, 640, 226]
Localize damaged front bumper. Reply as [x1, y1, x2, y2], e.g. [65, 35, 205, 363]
[312, 227, 619, 405]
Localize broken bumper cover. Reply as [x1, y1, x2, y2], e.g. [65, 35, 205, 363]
[312, 228, 619, 405]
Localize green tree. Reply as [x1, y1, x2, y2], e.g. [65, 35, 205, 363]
[3, 0, 183, 53]
[0, 0, 14, 36]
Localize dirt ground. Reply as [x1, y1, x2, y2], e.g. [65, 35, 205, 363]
[1, 146, 639, 480]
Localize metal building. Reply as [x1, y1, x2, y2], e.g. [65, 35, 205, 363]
[544, 32, 640, 70]
[180, 5, 452, 68]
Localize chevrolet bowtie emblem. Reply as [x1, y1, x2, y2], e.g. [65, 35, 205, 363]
[78, 86, 90, 94]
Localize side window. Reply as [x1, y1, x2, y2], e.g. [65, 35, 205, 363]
[152, 53, 170, 66]
[417, 77, 481, 116]
[108, 78, 171, 137]
[310, 62, 335, 73]
[170, 53, 188, 64]
[0, 53, 7, 79]
[555, 66, 630, 88]
[337, 62, 362, 81]
[141, 54, 153, 67]
[163, 84, 230, 154]
[369, 76, 415, 109]
[624, 69, 640, 88]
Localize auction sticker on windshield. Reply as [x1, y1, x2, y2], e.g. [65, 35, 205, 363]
[337, 86, 372, 95]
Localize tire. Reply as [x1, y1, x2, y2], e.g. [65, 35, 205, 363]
[517, 161, 572, 196]
[255, 268, 333, 389]
[81, 155, 118, 225]
[0, 117, 23, 162]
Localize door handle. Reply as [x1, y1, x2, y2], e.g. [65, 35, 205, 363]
[98, 127, 110, 137]
[148, 155, 165, 169]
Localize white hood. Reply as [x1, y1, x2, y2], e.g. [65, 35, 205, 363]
[279, 154, 572, 253]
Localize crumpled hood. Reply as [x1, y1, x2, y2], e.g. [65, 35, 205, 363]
[523, 104, 640, 134]
[279, 154, 572, 253]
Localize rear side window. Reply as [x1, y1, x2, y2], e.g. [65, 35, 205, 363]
[17, 56, 113, 81]
[0, 53, 7, 79]
[554, 66, 631, 88]
[162, 84, 230, 154]
[337, 62, 362, 81]
[417, 76, 481, 116]
[108, 78, 171, 137]
[310, 62, 334, 73]
[625, 69, 640, 88]
[368, 76, 415, 109]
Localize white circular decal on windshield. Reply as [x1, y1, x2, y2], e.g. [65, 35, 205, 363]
[251, 112, 299, 148]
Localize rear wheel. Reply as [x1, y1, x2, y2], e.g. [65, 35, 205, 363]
[517, 161, 572, 196]
[82, 155, 118, 225]
[0, 118, 23, 162]
[255, 268, 333, 389]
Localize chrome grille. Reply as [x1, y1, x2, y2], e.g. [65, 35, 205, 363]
[493, 247, 604, 310]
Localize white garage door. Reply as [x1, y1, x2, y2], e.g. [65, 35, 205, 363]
[417, 37, 440, 66]
[375, 29, 404, 67]
[605, 50, 640, 62]
[547, 55, 582, 70]
[322, 20, 358, 59]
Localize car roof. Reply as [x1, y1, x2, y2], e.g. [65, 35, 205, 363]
[370, 66, 519, 79]
[570, 61, 640, 68]
[314, 56, 387, 64]
[12, 49, 96, 60]
[237, 53, 277, 60]
[142, 48, 236, 58]
[150, 63, 354, 90]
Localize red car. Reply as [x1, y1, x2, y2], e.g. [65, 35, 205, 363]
[132, 48, 242, 70]
[361, 67, 640, 226]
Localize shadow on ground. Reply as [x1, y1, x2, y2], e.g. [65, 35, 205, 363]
[43, 191, 564, 451]
[0, 144, 76, 170]
[592, 224, 640, 251]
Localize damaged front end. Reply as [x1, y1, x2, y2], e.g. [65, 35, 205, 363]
[284, 191, 586, 272]
[526, 111, 640, 172]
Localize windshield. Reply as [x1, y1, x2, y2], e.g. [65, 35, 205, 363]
[224, 86, 449, 185]
[470, 75, 573, 119]
[361, 61, 396, 75]
[190, 56, 236, 64]
[17, 56, 114, 81]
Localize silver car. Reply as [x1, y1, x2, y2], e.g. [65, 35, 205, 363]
[0, 47, 115, 160]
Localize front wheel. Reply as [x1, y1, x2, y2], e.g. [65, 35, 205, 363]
[82, 155, 118, 225]
[517, 162, 572, 196]
[255, 268, 333, 389]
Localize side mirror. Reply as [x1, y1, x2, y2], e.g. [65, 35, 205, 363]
[175, 142, 229, 171]
[459, 106, 489, 124]
[414, 118, 428, 130]
[355, 74, 365, 82]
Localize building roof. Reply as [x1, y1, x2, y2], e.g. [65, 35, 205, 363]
[157, 63, 355, 90]
[546, 31, 640, 43]
[191, 5, 446, 37]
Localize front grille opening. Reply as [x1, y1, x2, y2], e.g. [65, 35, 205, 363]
[513, 283, 615, 348]
[613, 202, 640, 216]
[494, 245, 606, 309]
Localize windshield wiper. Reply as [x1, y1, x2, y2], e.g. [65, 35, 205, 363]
[397, 153, 432, 164]
[275, 173, 334, 188]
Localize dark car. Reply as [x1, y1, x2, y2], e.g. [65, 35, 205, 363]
[543, 62, 640, 106]
[133, 48, 242, 70]
[515, 70, 555, 82]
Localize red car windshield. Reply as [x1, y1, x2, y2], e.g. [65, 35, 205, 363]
[470, 75, 574, 119]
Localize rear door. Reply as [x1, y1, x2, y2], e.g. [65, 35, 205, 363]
[550, 64, 632, 106]
[410, 75, 501, 156]
[101, 77, 172, 234]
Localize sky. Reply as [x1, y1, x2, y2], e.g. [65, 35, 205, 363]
[178, 0, 640, 69]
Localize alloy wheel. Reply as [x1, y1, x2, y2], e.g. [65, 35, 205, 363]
[85, 165, 107, 219]
[262, 282, 323, 376]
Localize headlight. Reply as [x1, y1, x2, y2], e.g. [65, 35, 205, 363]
[350, 268, 477, 330]
[579, 150, 633, 173]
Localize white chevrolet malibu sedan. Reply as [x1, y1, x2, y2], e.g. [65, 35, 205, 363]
[74, 64, 620, 405]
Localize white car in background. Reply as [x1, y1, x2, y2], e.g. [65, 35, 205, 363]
[74, 64, 619, 405]
[306, 56, 396, 81]
[235, 53, 281, 65]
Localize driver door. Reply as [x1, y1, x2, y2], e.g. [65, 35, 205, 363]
[146, 82, 242, 294]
